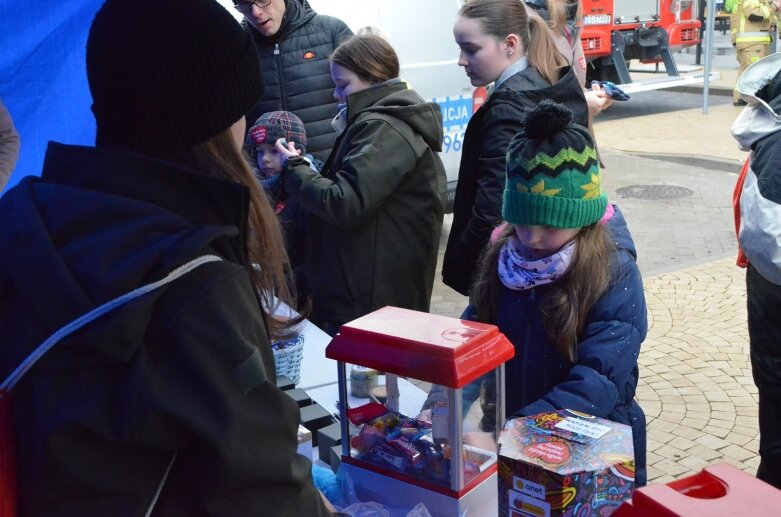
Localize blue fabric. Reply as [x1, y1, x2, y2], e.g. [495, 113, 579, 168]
[0, 1, 103, 196]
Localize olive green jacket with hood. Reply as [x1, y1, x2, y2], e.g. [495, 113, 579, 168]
[283, 81, 447, 326]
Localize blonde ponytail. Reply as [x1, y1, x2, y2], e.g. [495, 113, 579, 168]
[525, 15, 567, 85]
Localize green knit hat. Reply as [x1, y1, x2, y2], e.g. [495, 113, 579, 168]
[502, 100, 607, 228]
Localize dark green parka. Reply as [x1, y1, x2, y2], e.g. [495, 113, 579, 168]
[283, 81, 447, 326]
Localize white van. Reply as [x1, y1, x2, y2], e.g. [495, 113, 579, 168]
[221, 0, 474, 210]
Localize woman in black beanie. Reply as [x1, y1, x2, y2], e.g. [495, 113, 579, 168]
[0, 0, 335, 515]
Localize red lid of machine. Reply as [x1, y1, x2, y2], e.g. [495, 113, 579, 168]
[325, 306, 514, 388]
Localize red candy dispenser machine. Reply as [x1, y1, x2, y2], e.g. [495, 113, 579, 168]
[325, 306, 515, 517]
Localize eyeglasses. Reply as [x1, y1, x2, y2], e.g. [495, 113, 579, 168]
[234, 0, 272, 13]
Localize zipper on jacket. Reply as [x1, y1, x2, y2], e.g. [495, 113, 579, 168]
[274, 43, 287, 111]
[529, 288, 536, 305]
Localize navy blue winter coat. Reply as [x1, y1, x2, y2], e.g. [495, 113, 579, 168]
[468, 206, 648, 485]
[244, 0, 352, 162]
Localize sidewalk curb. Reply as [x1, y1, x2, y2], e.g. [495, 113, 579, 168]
[602, 150, 743, 173]
[668, 85, 734, 97]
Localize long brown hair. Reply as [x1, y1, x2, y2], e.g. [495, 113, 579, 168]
[331, 34, 400, 84]
[547, 0, 582, 36]
[155, 127, 298, 340]
[459, 0, 567, 85]
[471, 222, 614, 362]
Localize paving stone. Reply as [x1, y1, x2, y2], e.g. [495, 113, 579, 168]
[720, 444, 756, 462]
[686, 444, 723, 462]
[710, 411, 736, 422]
[678, 455, 712, 472]
[656, 445, 689, 462]
[649, 458, 691, 478]
[667, 436, 698, 451]
[724, 431, 756, 447]
[696, 434, 731, 450]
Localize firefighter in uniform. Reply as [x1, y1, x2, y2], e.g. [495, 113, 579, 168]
[732, 0, 779, 106]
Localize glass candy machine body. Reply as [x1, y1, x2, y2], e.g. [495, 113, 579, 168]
[326, 306, 515, 517]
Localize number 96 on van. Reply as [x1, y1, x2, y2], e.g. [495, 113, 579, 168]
[442, 131, 464, 154]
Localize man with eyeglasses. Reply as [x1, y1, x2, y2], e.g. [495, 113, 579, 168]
[234, 0, 352, 162]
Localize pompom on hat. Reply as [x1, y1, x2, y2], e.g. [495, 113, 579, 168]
[87, 0, 263, 154]
[502, 100, 607, 228]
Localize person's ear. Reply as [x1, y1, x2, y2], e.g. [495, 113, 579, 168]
[504, 34, 520, 58]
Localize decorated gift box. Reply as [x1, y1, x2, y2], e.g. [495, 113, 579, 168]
[498, 409, 635, 517]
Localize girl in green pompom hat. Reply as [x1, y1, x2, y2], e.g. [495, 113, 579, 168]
[464, 100, 649, 486]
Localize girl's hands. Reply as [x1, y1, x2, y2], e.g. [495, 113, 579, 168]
[585, 83, 613, 117]
[274, 138, 302, 165]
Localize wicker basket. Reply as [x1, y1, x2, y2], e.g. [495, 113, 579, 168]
[271, 333, 305, 385]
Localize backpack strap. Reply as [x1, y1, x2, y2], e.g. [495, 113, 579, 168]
[145, 452, 178, 516]
[1, 254, 223, 390]
[1, 254, 223, 515]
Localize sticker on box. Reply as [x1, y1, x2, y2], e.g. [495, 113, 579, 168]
[509, 489, 551, 517]
[554, 417, 610, 440]
[513, 476, 546, 500]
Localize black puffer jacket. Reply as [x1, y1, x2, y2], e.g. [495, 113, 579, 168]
[283, 81, 447, 326]
[0, 143, 332, 517]
[442, 66, 588, 295]
[245, 0, 353, 162]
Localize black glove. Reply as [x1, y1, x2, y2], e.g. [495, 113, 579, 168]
[748, 13, 766, 21]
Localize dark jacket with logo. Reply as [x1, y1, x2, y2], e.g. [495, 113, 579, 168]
[245, 0, 352, 162]
[442, 66, 588, 295]
[283, 81, 447, 326]
[0, 143, 332, 517]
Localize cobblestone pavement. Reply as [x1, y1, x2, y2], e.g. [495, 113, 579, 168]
[430, 150, 759, 484]
[640, 258, 756, 483]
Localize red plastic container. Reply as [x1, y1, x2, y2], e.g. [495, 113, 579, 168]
[326, 306, 515, 388]
[613, 463, 781, 516]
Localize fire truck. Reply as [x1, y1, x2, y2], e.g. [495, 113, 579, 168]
[580, 0, 702, 86]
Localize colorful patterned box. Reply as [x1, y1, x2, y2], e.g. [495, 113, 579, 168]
[498, 410, 635, 517]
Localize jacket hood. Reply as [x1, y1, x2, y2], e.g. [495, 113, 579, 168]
[0, 143, 249, 368]
[492, 66, 589, 128]
[349, 81, 444, 152]
[732, 53, 781, 150]
[605, 204, 638, 262]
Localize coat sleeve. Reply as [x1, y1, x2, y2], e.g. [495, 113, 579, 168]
[283, 119, 417, 231]
[0, 98, 20, 190]
[133, 264, 332, 517]
[456, 101, 526, 271]
[739, 133, 781, 284]
[516, 256, 647, 419]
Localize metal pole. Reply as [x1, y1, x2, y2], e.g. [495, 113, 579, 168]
[337, 361, 350, 457]
[703, 0, 718, 113]
[447, 386, 465, 491]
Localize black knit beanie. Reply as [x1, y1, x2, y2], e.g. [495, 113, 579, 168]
[87, 0, 263, 153]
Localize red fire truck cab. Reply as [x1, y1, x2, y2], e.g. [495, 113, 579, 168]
[581, 0, 701, 85]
